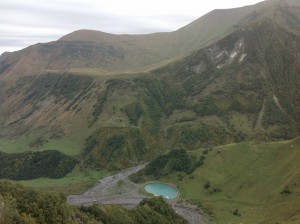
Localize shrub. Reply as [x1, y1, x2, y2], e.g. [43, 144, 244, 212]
[233, 209, 241, 216]
[280, 186, 292, 195]
[204, 181, 211, 189]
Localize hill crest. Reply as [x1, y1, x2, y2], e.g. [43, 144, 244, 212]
[1, 0, 291, 79]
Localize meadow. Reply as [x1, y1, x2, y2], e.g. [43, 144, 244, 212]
[155, 138, 300, 223]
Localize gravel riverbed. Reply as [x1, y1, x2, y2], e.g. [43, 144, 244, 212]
[67, 163, 206, 224]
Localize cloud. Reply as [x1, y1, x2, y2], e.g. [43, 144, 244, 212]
[0, 0, 264, 54]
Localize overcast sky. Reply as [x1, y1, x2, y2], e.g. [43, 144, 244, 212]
[0, 0, 264, 54]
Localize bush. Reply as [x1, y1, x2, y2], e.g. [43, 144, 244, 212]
[280, 186, 292, 195]
[204, 181, 210, 189]
[203, 149, 209, 155]
[232, 209, 241, 216]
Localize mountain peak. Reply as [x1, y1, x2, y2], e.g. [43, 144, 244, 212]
[1, 0, 300, 79]
[59, 29, 127, 43]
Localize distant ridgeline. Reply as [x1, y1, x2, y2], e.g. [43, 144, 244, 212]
[0, 150, 77, 180]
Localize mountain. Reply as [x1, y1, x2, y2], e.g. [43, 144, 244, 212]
[0, 0, 284, 79]
[1, 0, 300, 171]
[1, 0, 300, 223]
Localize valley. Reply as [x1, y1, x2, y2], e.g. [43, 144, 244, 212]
[1, 0, 300, 223]
[67, 163, 206, 224]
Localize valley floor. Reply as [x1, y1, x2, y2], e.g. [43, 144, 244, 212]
[67, 163, 206, 224]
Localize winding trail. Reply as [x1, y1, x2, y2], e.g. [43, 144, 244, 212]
[67, 163, 206, 224]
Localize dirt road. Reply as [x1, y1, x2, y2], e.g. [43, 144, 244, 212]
[67, 163, 206, 223]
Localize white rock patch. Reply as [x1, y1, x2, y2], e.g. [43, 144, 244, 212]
[239, 54, 247, 62]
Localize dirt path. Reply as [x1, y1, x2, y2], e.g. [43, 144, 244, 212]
[67, 163, 206, 224]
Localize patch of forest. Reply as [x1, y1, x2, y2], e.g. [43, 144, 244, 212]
[0, 150, 77, 180]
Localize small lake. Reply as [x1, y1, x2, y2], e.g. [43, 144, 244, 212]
[144, 182, 178, 199]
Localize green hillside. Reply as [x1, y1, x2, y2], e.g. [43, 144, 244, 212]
[133, 137, 300, 223]
[1, 8, 300, 171]
[0, 0, 300, 223]
[82, 16, 300, 170]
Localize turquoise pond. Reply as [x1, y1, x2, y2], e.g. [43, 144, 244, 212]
[144, 183, 178, 199]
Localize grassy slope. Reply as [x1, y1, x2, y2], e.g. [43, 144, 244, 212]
[0, 135, 85, 156]
[2, 17, 300, 166]
[1, 1, 299, 155]
[17, 168, 111, 195]
[1, 1, 300, 196]
[158, 138, 300, 223]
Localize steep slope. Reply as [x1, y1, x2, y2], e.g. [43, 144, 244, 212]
[154, 16, 300, 143]
[69, 2, 300, 168]
[0, 0, 300, 171]
[1, 1, 300, 223]
[0, 0, 286, 79]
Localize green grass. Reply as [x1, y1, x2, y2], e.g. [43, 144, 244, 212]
[0, 130, 91, 156]
[0, 137, 82, 156]
[0, 137, 30, 154]
[229, 112, 253, 136]
[158, 138, 300, 224]
[10, 167, 111, 195]
[37, 137, 84, 156]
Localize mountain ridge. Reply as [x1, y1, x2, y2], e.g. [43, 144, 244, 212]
[1, 1, 300, 223]
[1, 0, 300, 162]
[0, 0, 282, 79]
[1, 12, 300, 167]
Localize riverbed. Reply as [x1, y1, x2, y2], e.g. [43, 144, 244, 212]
[67, 163, 206, 224]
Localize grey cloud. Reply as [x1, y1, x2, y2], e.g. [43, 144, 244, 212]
[0, 35, 60, 45]
[0, 0, 198, 53]
[1, 3, 135, 33]
[1, 0, 194, 32]
[0, 39, 29, 46]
